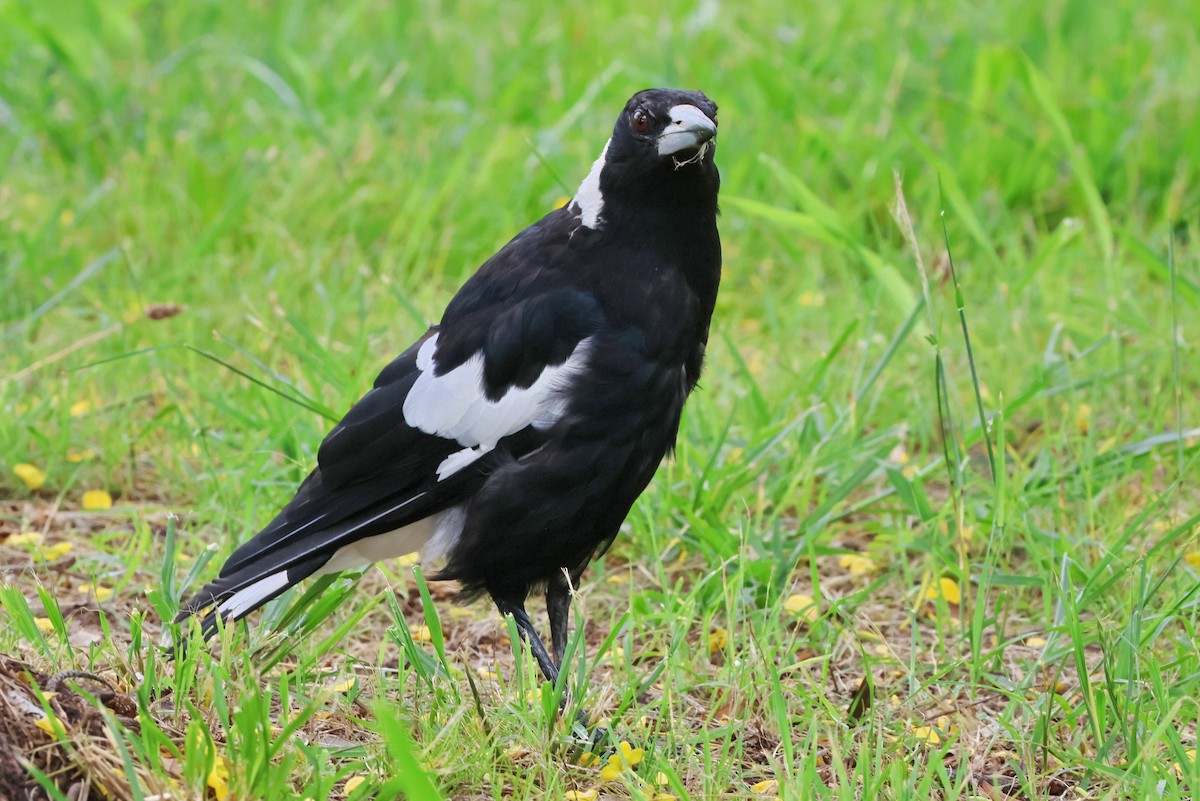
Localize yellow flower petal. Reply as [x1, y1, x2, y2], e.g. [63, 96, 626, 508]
[330, 677, 356, 693]
[1186, 552, 1200, 569]
[78, 583, 113, 601]
[1176, 748, 1199, 777]
[343, 775, 366, 795]
[70, 399, 91, 417]
[411, 625, 432, 642]
[838, 554, 876, 575]
[1026, 636, 1047, 647]
[575, 752, 600, 768]
[600, 762, 622, 782]
[617, 741, 643, 766]
[708, 627, 728, 652]
[35, 715, 65, 737]
[564, 791, 598, 801]
[911, 725, 940, 745]
[397, 551, 420, 566]
[81, 489, 113, 510]
[1076, 403, 1091, 434]
[35, 617, 55, 634]
[14, 463, 46, 490]
[207, 754, 229, 801]
[751, 780, 778, 794]
[35, 542, 72, 561]
[65, 448, 96, 463]
[7, 531, 44, 546]
[784, 593, 819, 622]
[923, 577, 962, 605]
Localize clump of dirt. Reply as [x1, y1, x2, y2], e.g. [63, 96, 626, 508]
[0, 657, 143, 800]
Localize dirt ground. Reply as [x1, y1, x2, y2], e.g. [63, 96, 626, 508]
[0, 657, 149, 801]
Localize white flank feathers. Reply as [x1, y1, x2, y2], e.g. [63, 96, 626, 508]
[218, 570, 290, 618]
[317, 505, 468, 575]
[317, 516, 437, 575]
[570, 139, 610, 229]
[423, 505, 468, 564]
[403, 333, 593, 480]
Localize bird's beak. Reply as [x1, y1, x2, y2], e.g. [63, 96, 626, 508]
[656, 104, 717, 157]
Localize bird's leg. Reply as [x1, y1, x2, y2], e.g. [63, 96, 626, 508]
[547, 568, 608, 747]
[546, 566, 585, 668]
[495, 598, 560, 684]
[546, 580, 572, 669]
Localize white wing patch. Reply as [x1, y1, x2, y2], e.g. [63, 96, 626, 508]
[569, 139, 610, 230]
[404, 333, 593, 480]
[437, 446, 489, 481]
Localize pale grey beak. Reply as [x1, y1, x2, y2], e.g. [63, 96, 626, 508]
[656, 104, 717, 156]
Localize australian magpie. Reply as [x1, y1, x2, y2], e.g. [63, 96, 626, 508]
[176, 88, 721, 686]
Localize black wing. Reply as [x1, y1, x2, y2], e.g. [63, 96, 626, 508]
[177, 210, 605, 632]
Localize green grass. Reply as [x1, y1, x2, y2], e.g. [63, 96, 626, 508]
[2, 0, 1199, 798]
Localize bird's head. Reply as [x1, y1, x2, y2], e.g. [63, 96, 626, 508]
[616, 88, 718, 168]
[570, 88, 719, 230]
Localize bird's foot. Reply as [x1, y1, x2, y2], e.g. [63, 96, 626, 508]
[563, 705, 612, 755]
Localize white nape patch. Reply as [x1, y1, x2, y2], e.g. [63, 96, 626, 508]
[219, 570, 290, 618]
[403, 334, 594, 479]
[656, 104, 717, 157]
[316, 516, 438, 575]
[569, 139, 610, 230]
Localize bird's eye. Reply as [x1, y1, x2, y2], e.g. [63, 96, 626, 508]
[631, 109, 650, 134]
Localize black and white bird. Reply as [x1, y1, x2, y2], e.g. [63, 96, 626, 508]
[176, 88, 721, 685]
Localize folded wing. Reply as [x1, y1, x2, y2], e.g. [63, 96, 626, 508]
[176, 279, 604, 635]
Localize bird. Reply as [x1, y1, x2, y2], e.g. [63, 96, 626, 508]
[175, 88, 721, 687]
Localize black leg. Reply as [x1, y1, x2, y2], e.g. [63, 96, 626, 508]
[546, 582, 572, 669]
[495, 598, 560, 684]
[546, 566, 584, 668]
[547, 569, 604, 741]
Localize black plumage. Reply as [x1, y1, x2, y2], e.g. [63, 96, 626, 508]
[176, 88, 721, 684]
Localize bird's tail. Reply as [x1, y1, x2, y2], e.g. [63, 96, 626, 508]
[174, 553, 326, 639]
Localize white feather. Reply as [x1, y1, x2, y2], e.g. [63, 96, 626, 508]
[403, 334, 593, 481]
[316, 505, 468, 575]
[436, 445, 489, 481]
[570, 139, 610, 230]
[219, 570, 290, 618]
[316, 516, 438, 575]
[423, 505, 467, 564]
